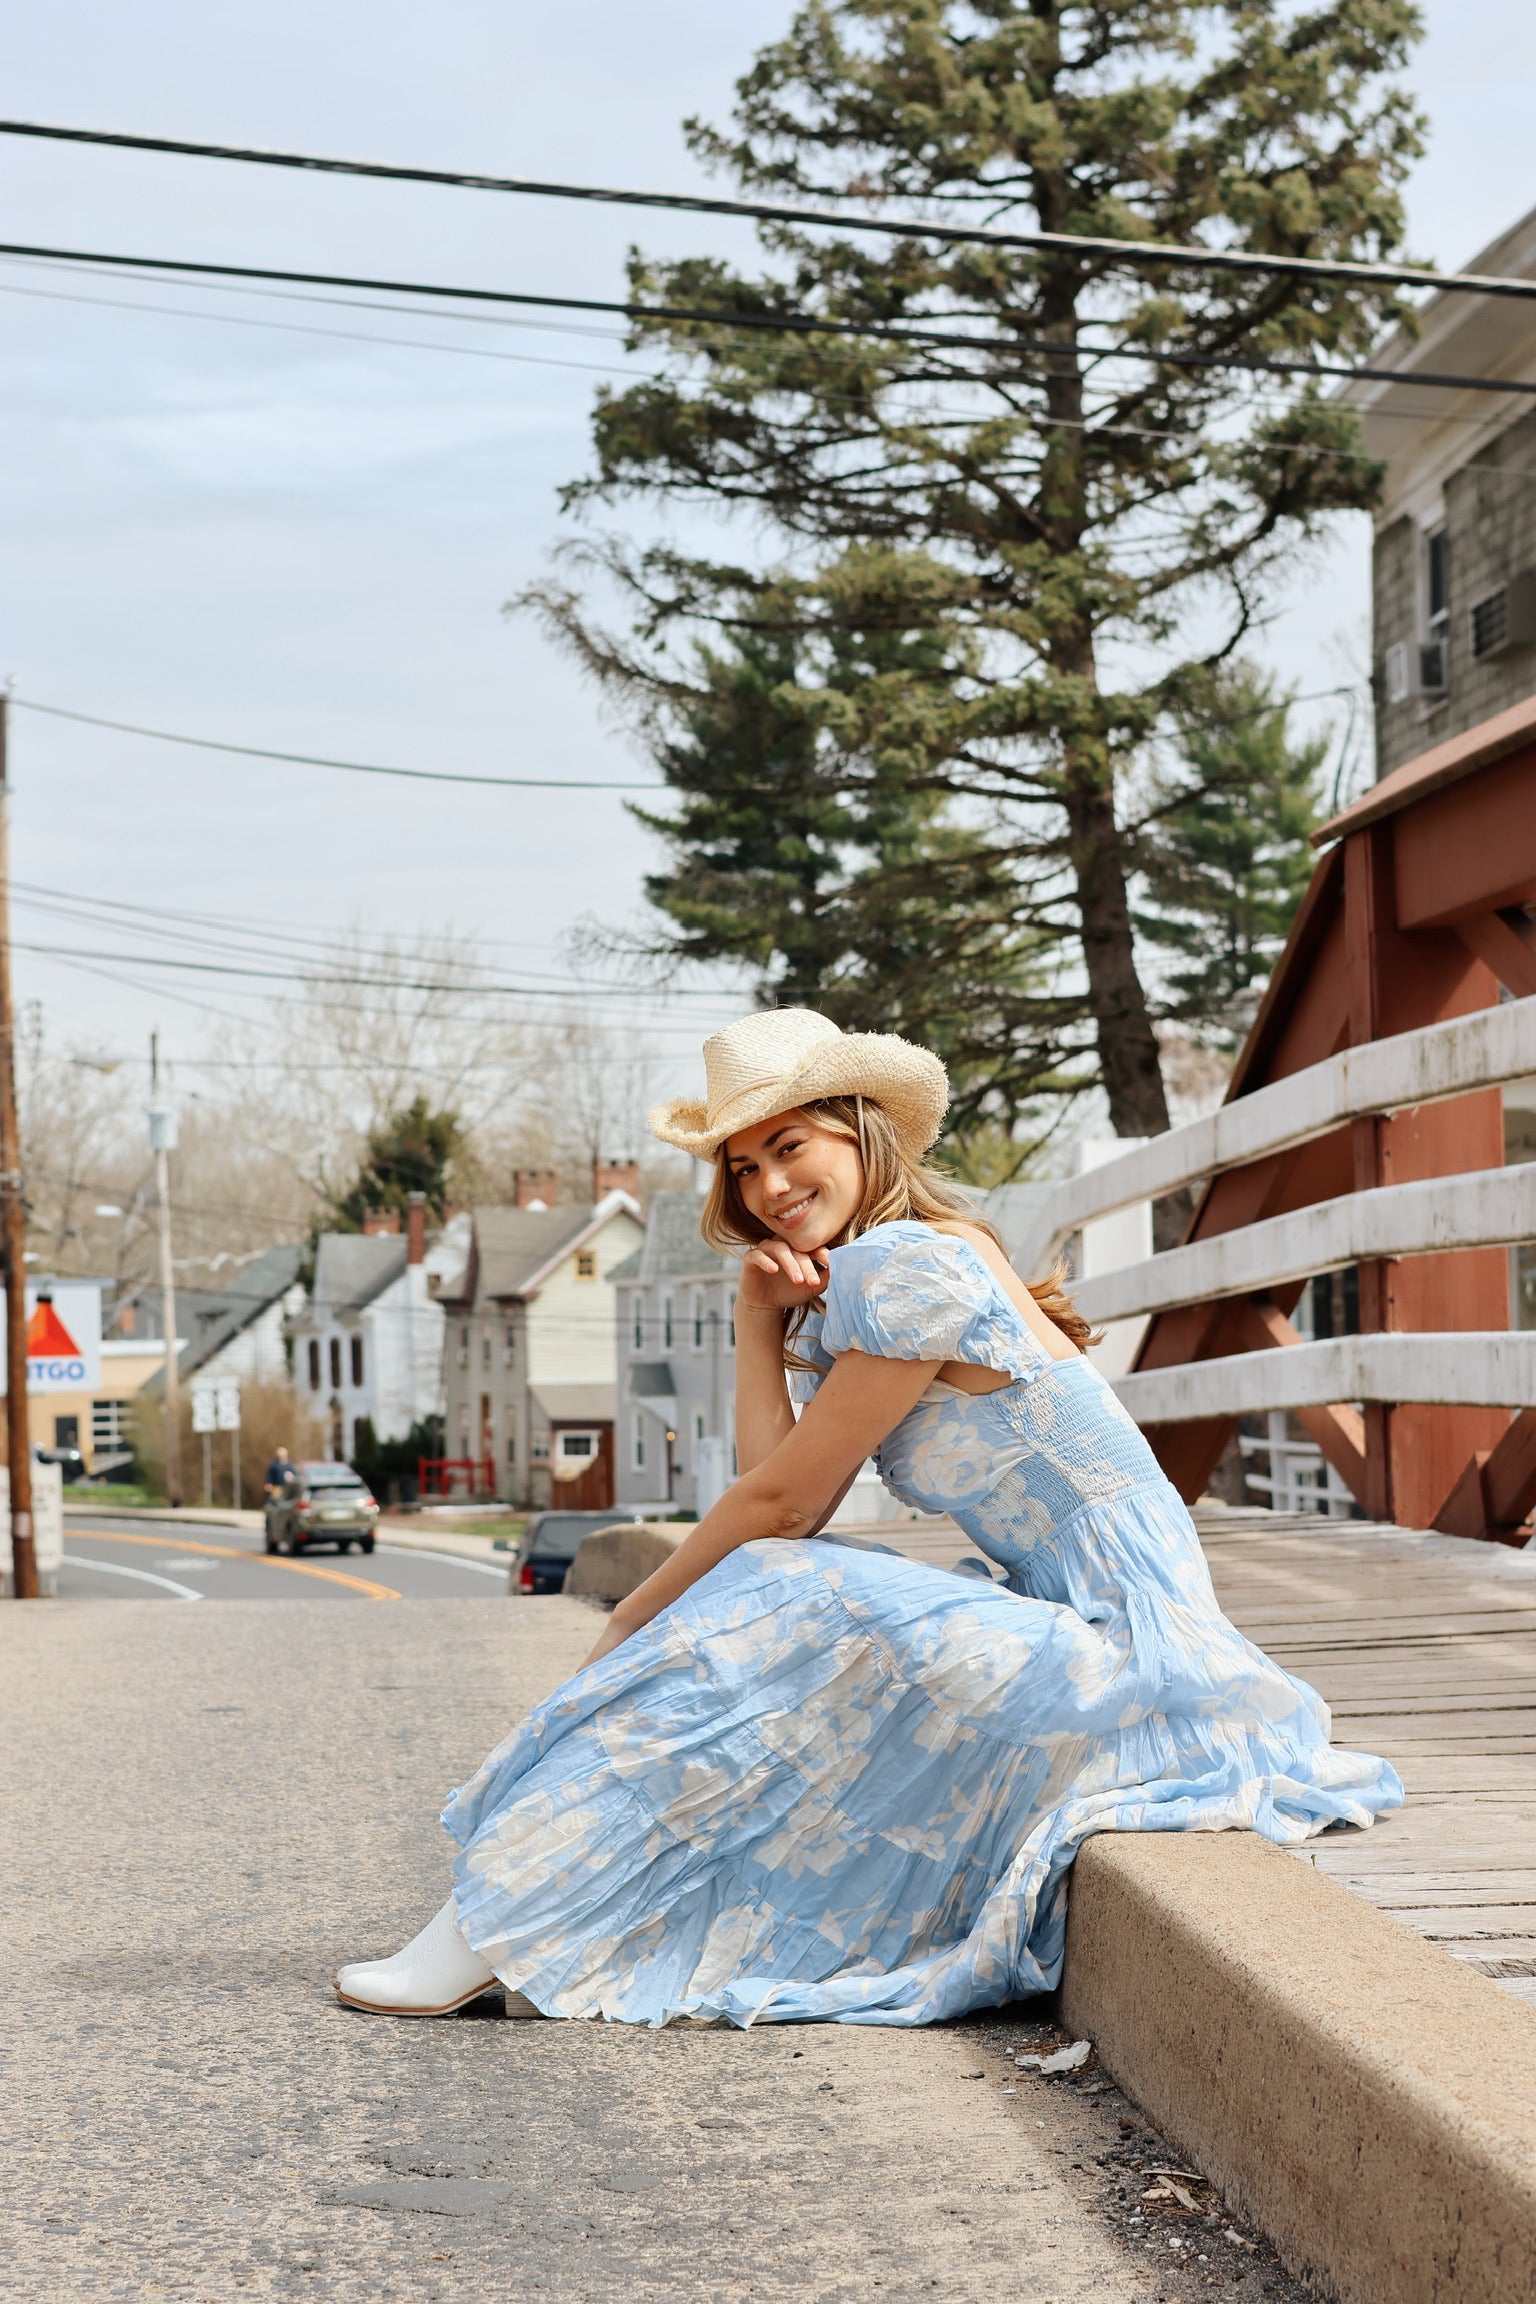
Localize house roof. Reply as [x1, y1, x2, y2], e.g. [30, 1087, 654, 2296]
[310, 1231, 408, 1318]
[131, 1243, 305, 1390]
[1314, 688, 1536, 846]
[616, 1191, 733, 1287]
[437, 1194, 641, 1309]
[1337, 200, 1536, 514]
[628, 1360, 677, 1401]
[530, 1381, 616, 1424]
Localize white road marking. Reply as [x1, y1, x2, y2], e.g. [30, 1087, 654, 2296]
[61, 1554, 207, 1601]
[375, 1546, 509, 1580]
[157, 1556, 221, 1571]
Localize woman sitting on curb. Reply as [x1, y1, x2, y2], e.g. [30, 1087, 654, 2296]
[336, 1009, 1400, 2025]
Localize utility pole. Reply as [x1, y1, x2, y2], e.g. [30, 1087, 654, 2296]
[0, 695, 37, 1598]
[149, 1032, 182, 1509]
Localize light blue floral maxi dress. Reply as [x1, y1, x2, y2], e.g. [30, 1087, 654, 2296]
[444, 1223, 1402, 2027]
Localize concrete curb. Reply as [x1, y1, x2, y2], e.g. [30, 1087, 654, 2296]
[1061, 1829, 1536, 2304]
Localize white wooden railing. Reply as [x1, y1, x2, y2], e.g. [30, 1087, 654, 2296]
[1009, 994, 1536, 1424]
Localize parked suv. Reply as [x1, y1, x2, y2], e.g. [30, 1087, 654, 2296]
[265, 1462, 379, 1556]
[509, 1508, 635, 1595]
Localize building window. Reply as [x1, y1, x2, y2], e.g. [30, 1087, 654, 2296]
[727, 1303, 735, 1352]
[694, 1412, 705, 1442]
[1422, 526, 1449, 691]
[482, 1332, 492, 1368]
[329, 1336, 341, 1390]
[632, 1412, 646, 1471]
[575, 1250, 598, 1281]
[507, 1433, 517, 1464]
[91, 1397, 128, 1450]
[350, 1335, 364, 1388]
[632, 1299, 644, 1351]
[663, 1296, 674, 1350]
[352, 1416, 368, 1461]
[307, 1338, 321, 1392]
[505, 1322, 517, 1363]
[692, 1290, 705, 1350]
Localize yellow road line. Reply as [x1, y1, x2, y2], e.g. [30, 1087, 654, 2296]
[69, 1526, 402, 1601]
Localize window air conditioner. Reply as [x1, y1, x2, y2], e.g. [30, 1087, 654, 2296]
[1382, 641, 1410, 704]
[1469, 570, 1536, 660]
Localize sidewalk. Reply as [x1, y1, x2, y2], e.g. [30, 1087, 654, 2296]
[0, 1595, 1299, 2304]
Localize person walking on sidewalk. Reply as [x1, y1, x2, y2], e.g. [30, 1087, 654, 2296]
[336, 1010, 1401, 2024]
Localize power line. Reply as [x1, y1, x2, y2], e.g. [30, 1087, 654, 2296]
[6, 237, 1536, 406]
[4, 236, 1535, 402]
[10, 937, 737, 1003]
[2, 115, 1533, 305]
[9, 696, 658, 791]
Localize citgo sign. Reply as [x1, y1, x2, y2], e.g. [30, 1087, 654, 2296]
[0, 1282, 103, 1394]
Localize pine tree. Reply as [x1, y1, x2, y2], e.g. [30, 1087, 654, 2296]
[524, 0, 1422, 1137]
[1135, 662, 1329, 1047]
[332, 1097, 461, 1229]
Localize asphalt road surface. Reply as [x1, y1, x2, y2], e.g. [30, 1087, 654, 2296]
[1, 1593, 1307, 2304]
[58, 1515, 513, 1602]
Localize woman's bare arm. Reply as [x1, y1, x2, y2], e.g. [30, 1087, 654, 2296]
[579, 1346, 935, 1668]
[732, 1237, 832, 1474]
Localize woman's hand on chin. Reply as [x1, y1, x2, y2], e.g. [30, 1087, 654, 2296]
[737, 1237, 830, 1314]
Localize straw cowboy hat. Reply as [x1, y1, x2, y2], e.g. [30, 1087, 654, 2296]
[649, 1009, 949, 1163]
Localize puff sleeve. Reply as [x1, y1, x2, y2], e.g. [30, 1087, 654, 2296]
[818, 1222, 1044, 1384]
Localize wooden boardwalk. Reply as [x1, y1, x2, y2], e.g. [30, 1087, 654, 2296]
[851, 1499, 1536, 2003]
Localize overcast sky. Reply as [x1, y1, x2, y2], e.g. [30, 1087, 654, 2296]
[2, 0, 1532, 1100]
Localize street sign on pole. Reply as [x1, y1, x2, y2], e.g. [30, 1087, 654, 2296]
[190, 1385, 217, 1434]
[215, 1383, 241, 1431]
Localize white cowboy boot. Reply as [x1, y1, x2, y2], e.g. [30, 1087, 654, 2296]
[335, 1897, 498, 2016]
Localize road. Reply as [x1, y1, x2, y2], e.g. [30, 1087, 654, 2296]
[0, 1591, 1307, 2304]
[58, 1514, 512, 1602]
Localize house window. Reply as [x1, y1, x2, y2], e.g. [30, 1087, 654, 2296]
[350, 1335, 364, 1388]
[505, 1322, 517, 1363]
[482, 1332, 492, 1368]
[575, 1250, 598, 1281]
[727, 1304, 735, 1352]
[692, 1290, 705, 1350]
[663, 1296, 674, 1350]
[352, 1416, 368, 1460]
[694, 1412, 705, 1442]
[632, 1300, 644, 1351]
[328, 1336, 341, 1390]
[632, 1413, 646, 1471]
[307, 1338, 321, 1392]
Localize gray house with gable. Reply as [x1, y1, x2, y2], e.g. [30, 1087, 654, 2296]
[609, 1191, 737, 1516]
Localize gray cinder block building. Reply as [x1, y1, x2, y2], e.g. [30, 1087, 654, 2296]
[1345, 204, 1536, 778]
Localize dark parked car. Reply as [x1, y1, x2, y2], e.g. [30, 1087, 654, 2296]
[33, 1443, 86, 1484]
[265, 1461, 379, 1555]
[509, 1509, 634, 1595]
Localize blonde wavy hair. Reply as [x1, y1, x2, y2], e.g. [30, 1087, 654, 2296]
[700, 1094, 1096, 1363]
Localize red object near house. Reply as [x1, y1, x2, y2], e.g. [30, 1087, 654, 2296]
[1133, 694, 1536, 1540]
[417, 1455, 495, 1500]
